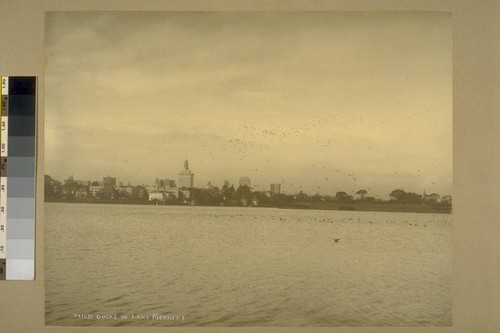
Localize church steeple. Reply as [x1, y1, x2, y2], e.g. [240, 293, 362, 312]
[184, 159, 189, 170]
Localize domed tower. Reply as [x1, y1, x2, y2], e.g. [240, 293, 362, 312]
[178, 159, 194, 188]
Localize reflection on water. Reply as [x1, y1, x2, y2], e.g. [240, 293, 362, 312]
[45, 203, 452, 326]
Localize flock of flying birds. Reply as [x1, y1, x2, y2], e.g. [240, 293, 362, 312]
[197, 113, 437, 193]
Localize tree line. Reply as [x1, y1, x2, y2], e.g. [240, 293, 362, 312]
[44, 175, 451, 210]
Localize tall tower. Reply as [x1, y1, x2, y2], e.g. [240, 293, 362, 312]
[178, 159, 194, 188]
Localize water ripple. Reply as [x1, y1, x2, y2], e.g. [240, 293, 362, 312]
[45, 203, 452, 327]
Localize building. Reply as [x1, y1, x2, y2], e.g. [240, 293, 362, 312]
[103, 176, 116, 186]
[90, 184, 104, 197]
[270, 183, 281, 194]
[75, 189, 89, 199]
[178, 159, 194, 188]
[155, 178, 176, 189]
[164, 188, 179, 199]
[149, 190, 166, 201]
[63, 175, 89, 186]
[239, 176, 251, 188]
[145, 185, 157, 193]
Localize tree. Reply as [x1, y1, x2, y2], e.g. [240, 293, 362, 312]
[296, 190, 309, 202]
[405, 192, 423, 203]
[312, 193, 323, 202]
[389, 189, 422, 204]
[356, 189, 368, 200]
[389, 189, 406, 202]
[424, 193, 440, 203]
[335, 191, 348, 200]
[441, 195, 452, 205]
[335, 191, 353, 202]
[96, 185, 118, 200]
[44, 175, 55, 198]
[236, 185, 251, 197]
[221, 185, 236, 204]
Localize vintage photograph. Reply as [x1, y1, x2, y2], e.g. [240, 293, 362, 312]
[44, 11, 452, 326]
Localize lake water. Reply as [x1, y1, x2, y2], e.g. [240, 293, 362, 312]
[45, 203, 452, 327]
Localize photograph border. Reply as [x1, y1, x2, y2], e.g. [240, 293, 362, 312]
[0, 0, 498, 332]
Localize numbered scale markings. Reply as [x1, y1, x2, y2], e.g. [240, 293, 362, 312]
[0, 76, 36, 280]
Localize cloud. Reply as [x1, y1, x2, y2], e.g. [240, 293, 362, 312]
[44, 12, 452, 196]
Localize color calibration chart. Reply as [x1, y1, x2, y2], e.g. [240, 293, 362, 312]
[0, 76, 36, 280]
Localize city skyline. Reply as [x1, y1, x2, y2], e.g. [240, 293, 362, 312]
[45, 12, 452, 199]
[45, 157, 448, 200]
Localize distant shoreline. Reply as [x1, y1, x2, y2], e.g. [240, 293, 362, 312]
[44, 199, 451, 215]
[279, 202, 451, 214]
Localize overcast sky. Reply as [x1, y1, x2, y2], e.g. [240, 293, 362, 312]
[45, 11, 452, 198]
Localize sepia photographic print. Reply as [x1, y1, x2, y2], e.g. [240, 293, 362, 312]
[44, 11, 452, 327]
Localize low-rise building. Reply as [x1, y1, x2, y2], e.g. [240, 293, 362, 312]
[90, 184, 104, 197]
[149, 190, 166, 201]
